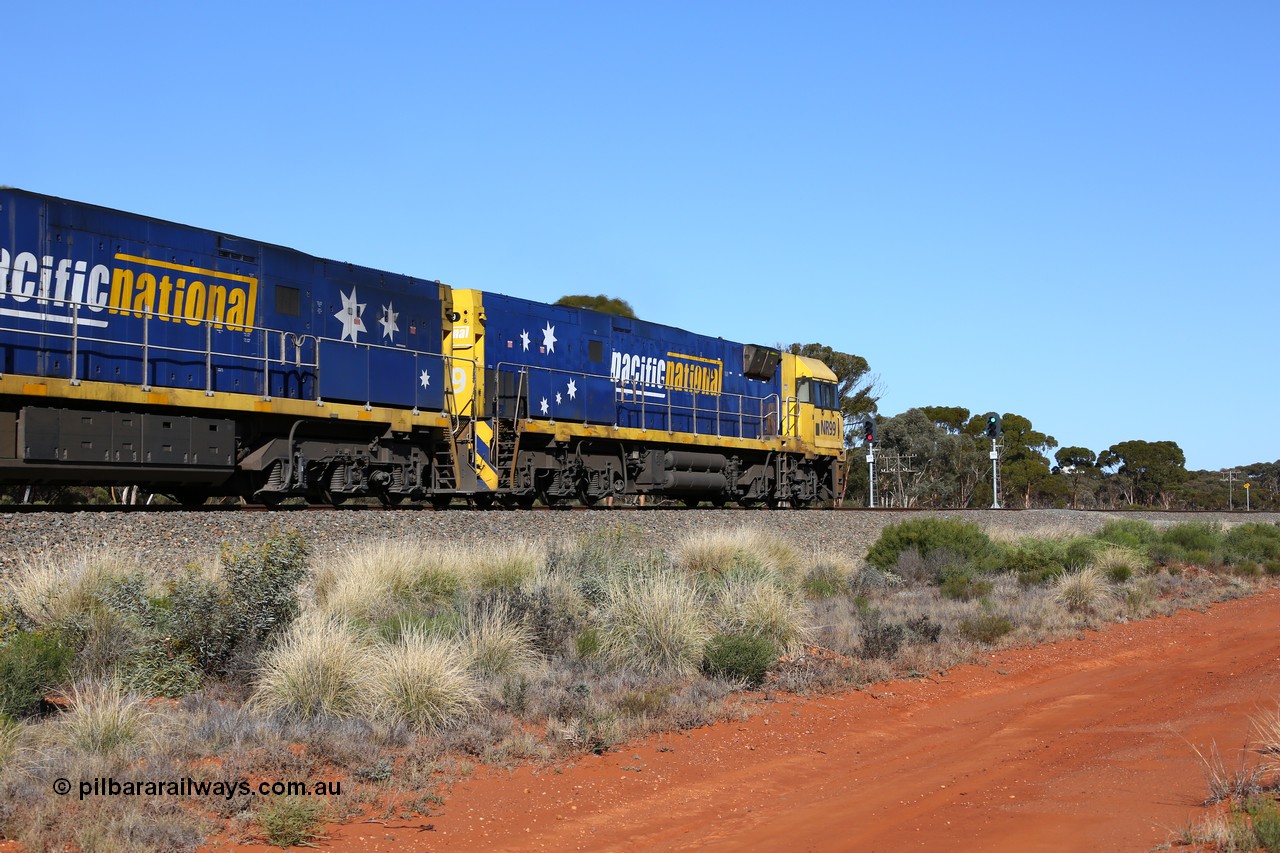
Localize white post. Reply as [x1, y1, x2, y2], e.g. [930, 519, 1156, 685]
[867, 446, 876, 508]
[990, 439, 1001, 509]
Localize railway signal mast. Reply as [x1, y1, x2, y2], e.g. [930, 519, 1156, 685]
[864, 417, 878, 508]
[985, 412, 1003, 509]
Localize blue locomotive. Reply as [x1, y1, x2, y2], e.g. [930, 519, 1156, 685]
[0, 189, 844, 507]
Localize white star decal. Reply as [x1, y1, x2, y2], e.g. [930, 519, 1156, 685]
[379, 302, 399, 341]
[555, 392, 562, 404]
[334, 288, 367, 342]
[520, 329, 531, 351]
[539, 397, 549, 415]
[420, 369, 431, 388]
[541, 322, 557, 353]
[566, 379, 577, 400]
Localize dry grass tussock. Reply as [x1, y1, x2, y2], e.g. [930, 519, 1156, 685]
[250, 615, 374, 720]
[672, 527, 801, 582]
[55, 681, 158, 758]
[1253, 702, 1280, 775]
[1052, 567, 1112, 613]
[461, 599, 539, 678]
[599, 571, 711, 676]
[713, 576, 811, 655]
[370, 631, 481, 732]
[312, 539, 546, 622]
[2, 549, 138, 627]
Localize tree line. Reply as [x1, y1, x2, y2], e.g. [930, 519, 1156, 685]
[786, 341, 1277, 512]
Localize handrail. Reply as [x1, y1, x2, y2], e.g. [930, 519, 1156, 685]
[492, 360, 782, 439]
[0, 295, 471, 413]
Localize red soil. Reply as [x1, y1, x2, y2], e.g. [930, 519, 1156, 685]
[209, 590, 1280, 852]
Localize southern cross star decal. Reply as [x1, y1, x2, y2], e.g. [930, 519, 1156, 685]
[555, 392, 562, 404]
[541, 322, 557, 353]
[539, 397, 549, 415]
[419, 369, 431, 388]
[379, 302, 399, 341]
[520, 329, 531, 351]
[566, 378, 577, 400]
[334, 288, 367, 342]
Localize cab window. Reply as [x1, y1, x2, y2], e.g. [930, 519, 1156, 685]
[813, 381, 839, 410]
[796, 378, 812, 404]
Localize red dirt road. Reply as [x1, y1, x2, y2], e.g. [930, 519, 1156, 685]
[421, 590, 1280, 852]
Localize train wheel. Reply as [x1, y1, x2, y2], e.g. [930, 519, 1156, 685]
[430, 495, 452, 510]
[683, 498, 700, 508]
[471, 494, 495, 509]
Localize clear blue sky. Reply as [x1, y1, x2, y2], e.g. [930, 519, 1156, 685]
[7, 2, 1276, 471]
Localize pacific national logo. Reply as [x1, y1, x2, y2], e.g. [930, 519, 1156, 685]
[610, 350, 723, 399]
[0, 249, 258, 331]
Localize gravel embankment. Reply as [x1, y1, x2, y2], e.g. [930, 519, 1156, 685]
[2, 508, 1279, 576]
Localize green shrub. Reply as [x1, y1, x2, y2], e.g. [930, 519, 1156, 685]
[1000, 540, 1065, 586]
[1185, 548, 1216, 567]
[1064, 537, 1104, 570]
[1234, 560, 1262, 578]
[1096, 519, 1159, 550]
[1225, 523, 1280, 564]
[1251, 797, 1280, 852]
[0, 629, 74, 718]
[1092, 547, 1146, 583]
[939, 571, 992, 602]
[865, 518, 998, 575]
[257, 797, 328, 848]
[702, 633, 777, 686]
[1265, 560, 1280, 577]
[220, 529, 308, 640]
[958, 614, 1013, 644]
[159, 565, 234, 674]
[1147, 540, 1186, 567]
[1163, 523, 1223, 559]
[119, 645, 202, 698]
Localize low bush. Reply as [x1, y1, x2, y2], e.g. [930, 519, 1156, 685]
[859, 614, 905, 660]
[702, 633, 777, 686]
[866, 518, 998, 576]
[1000, 539, 1068, 585]
[257, 796, 328, 848]
[0, 629, 74, 718]
[1092, 547, 1146, 583]
[1225, 523, 1280, 564]
[1096, 519, 1159, 550]
[958, 614, 1013, 644]
[1163, 523, 1223, 563]
[461, 599, 538, 678]
[939, 572, 992, 602]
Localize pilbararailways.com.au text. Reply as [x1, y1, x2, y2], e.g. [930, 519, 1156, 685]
[52, 776, 343, 800]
